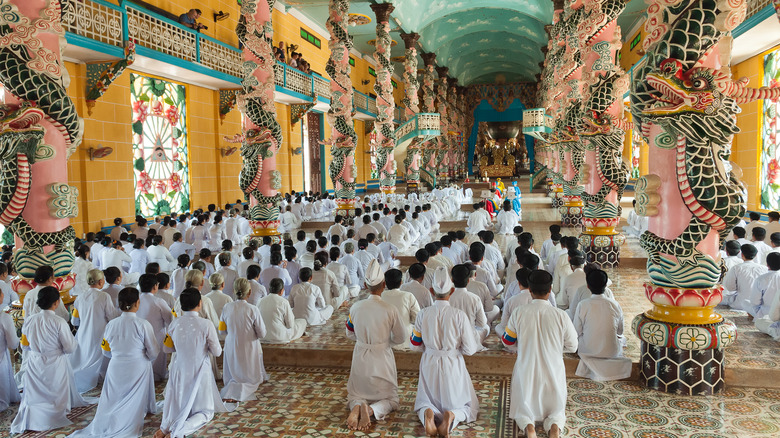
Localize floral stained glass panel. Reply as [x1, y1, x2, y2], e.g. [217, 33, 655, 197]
[761, 50, 780, 211]
[130, 74, 190, 217]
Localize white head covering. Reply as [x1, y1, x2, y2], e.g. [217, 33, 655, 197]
[365, 259, 384, 287]
[431, 266, 453, 295]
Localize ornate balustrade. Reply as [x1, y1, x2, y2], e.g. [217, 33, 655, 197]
[522, 108, 553, 141]
[394, 113, 441, 145]
[62, 0, 401, 121]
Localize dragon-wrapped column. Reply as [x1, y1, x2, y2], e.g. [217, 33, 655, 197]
[420, 53, 437, 186]
[324, 0, 358, 216]
[447, 79, 460, 179]
[0, 0, 82, 306]
[628, 0, 780, 394]
[235, 0, 283, 241]
[576, 0, 630, 267]
[435, 67, 450, 183]
[370, 3, 397, 194]
[400, 32, 421, 189]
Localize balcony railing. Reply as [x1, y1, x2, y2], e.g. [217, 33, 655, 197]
[62, 0, 401, 121]
[395, 113, 441, 145]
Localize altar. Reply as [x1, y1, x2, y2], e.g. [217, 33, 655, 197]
[473, 121, 530, 178]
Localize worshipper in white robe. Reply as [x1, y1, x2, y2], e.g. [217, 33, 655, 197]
[449, 264, 490, 344]
[205, 273, 233, 320]
[341, 242, 366, 295]
[170, 233, 196, 260]
[312, 252, 348, 310]
[468, 244, 501, 299]
[722, 244, 768, 311]
[411, 266, 480, 437]
[501, 270, 577, 438]
[401, 263, 433, 309]
[289, 268, 334, 326]
[21, 266, 69, 322]
[11, 287, 95, 434]
[495, 201, 521, 235]
[566, 264, 614, 321]
[215, 252, 239, 299]
[129, 239, 149, 275]
[751, 227, 773, 265]
[388, 215, 414, 252]
[278, 205, 301, 233]
[102, 267, 124, 307]
[573, 269, 631, 381]
[70, 269, 121, 393]
[328, 216, 348, 242]
[496, 268, 533, 340]
[148, 235, 176, 272]
[539, 225, 561, 264]
[466, 202, 491, 234]
[0, 286, 19, 413]
[558, 251, 586, 311]
[381, 269, 421, 351]
[259, 252, 293, 293]
[551, 238, 579, 295]
[465, 266, 500, 325]
[71, 245, 94, 297]
[245, 265, 268, 306]
[136, 273, 173, 381]
[188, 217, 210, 252]
[748, 253, 780, 318]
[101, 240, 133, 273]
[722, 240, 744, 271]
[345, 259, 406, 431]
[219, 278, 268, 402]
[68, 288, 160, 438]
[259, 278, 307, 344]
[156, 289, 230, 438]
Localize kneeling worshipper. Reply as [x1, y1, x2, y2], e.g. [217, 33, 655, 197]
[0, 285, 19, 413]
[11, 287, 97, 434]
[381, 268, 421, 350]
[70, 269, 121, 394]
[722, 244, 768, 311]
[68, 288, 160, 438]
[137, 273, 174, 381]
[411, 267, 480, 438]
[289, 267, 334, 326]
[501, 270, 577, 438]
[259, 278, 307, 344]
[573, 269, 631, 381]
[749, 252, 780, 318]
[219, 278, 268, 402]
[450, 264, 490, 344]
[345, 259, 406, 431]
[156, 289, 232, 438]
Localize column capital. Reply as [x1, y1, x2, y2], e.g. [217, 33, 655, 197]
[370, 3, 395, 22]
[552, 0, 565, 10]
[400, 31, 420, 49]
[421, 52, 437, 67]
[436, 66, 449, 79]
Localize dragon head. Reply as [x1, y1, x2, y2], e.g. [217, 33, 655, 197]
[0, 104, 45, 160]
[644, 58, 722, 116]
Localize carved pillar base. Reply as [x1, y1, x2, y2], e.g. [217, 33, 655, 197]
[551, 186, 564, 208]
[13, 273, 77, 307]
[560, 196, 583, 227]
[633, 309, 736, 395]
[579, 219, 625, 268]
[546, 178, 554, 197]
[381, 186, 396, 194]
[336, 198, 358, 219]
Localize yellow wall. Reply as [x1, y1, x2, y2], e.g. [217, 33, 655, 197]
[732, 46, 779, 212]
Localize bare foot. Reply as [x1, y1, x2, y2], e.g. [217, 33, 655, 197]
[438, 411, 455, 437]
[223, 398, 239, 403]
[424, 408, 438, 437]
[347, 405, 360, 430]
[524, 424, 537, 438]
[358, 403, 373, 431]
[153, 430, 166, 438]
[548, 424, 561, 438]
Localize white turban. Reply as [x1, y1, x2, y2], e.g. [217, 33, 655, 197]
[431, 266, 453, 295]
[365, 259, 385, 287]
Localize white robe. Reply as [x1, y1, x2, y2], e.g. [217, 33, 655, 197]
[495, 210, 520, 234]
[466, 209, 490, 234]
[219, 300, 268, 401]
[411, 301, 480, 431]
[381, 288, 421, 350]
[68, 312, 159, 438]
[573, 295, 631, 381]
[160, 312, 228, 437]
[136, 292, 173, 380]
[70, 287, 121, 393]
[346, 295, 406, 419]
[148, 244, 176, 272]
[388, 223, 412, 252]
[258, 294, 307, 344]
[722, 260, 768, 311]
[401, 279, 433, 309]
[449, 288, 489, 343]
[0, 312, 19, 412]
[11, 310, 94, 433]
[502, 300, 577, 432]
[748, 270, 780, 318]
[289, 282, 333, 326]
[71, 257, 94, 297]
[312, 268, 348, 309]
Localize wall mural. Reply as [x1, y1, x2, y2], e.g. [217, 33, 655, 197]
[130, 73, 190, 217]
[761, 48, 780, 211]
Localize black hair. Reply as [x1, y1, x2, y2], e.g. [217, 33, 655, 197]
[768, 252, 780, 271]
[415, 248, 430, 263]
[37, 286, 60, 310]
[145, 263, 161, 274]
[104, 266, 122, 284]
[740, 243, 758, 260]
[157, 272, 170, 289]
[384, 269, 403, 289]
[586, 269, 609, 294]
[753, 227, 767, 240]
[330, 246, 341, 261]
[299, 267, 313, 282]
[451, 264, 471, 288]
[33, 265, 54, 284]
[528, 270, 553, 296]
[139, 273, 158, 293]
[118, 287, 140, 311]
[247, 264, 262, 281]
[180, 288, 201, 311]
[517, 267, 532, 288]
[409, 263, 426, 280]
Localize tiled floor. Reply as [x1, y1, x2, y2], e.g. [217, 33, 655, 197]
[3, 366, 780, 437]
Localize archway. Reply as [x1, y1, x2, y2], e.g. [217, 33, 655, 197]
[467, 99, 535, 175]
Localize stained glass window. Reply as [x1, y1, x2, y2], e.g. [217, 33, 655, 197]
[761, 50, 780, 211]
[130, 74, 190, 217]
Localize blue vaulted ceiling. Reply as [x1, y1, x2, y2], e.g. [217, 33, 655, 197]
[285, 0, 646, 85]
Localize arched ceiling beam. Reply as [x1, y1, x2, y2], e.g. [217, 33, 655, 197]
[391, 3, 552, 32]
[434, 31, 544, 67]
[419, 9, 548, 52]
[446, 48, 544, 77]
